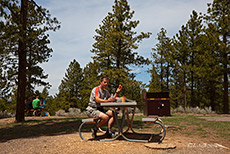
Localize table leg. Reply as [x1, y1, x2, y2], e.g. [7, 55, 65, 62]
[124, 106, 136, 133]
[120, 108, 126, 133]
[120, 108, 148, 143]
[125, 107, 130, 131]
[129, 107, 136, 133]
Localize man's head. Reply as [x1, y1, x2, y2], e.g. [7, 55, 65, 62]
[100, 77, 109, 90]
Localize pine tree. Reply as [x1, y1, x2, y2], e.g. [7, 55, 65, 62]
[147, 65, 161, 92]
[152, 28, 172, 92]
[0, 0, 60, 121]
[0, 59, 9, 97]
[194, 23, 222, 111]
[169, 61, 184, 108]
[25, 2, 60, 97]
[79, 61, 101, 110]
[91, 0, 151, 90]
[124, 73, 145, 102]
[186, 10, 203, 107]
[41, 87, 49, 101]
[16, 0, 28, 122]
[205, 0, 230, 113]
[57, 59, 83, 110]
[173, 25, 190, 110]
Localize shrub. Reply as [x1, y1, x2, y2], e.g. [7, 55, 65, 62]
[0, 110, 14, 119]
[55, 108, 86, 117]
[172, 106, 215, 114]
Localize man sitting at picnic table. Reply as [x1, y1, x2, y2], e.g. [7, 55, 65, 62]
[86, 76, 122, 138]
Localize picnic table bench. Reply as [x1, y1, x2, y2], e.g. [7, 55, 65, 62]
[24, 108, 42, 116]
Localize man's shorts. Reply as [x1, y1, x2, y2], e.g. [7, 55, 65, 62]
[86, 106, 109, 118]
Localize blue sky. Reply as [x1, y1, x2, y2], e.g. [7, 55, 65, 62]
[36, 0, 213, 95]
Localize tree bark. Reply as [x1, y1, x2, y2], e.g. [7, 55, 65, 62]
[16, 0, 28, 122]
[183, 71, 187, 112]
[223, 34, 229, 114]
[160, 54, 163, 92]
[210, 80, 215, 111]
[166, 63, 169, 91]
[223, 55, 229, 114]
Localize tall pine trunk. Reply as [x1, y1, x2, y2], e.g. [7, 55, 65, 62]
[16, 0, 28, 122]
[210, 80, 215, 111]
[183, 71, 187, 112]
[223, 34, 229, 114]
[223, 71, 229, 113]
[166, 63, 169, 91]
[115, 39, 121, 86]
[191, 50, 194, 107]
[160, 54, 163, 92]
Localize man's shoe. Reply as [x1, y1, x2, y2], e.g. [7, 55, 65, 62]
[91, 128, 97, 138]
[105, 130, 115, 138]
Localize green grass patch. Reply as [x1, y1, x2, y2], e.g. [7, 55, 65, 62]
[130, 113, 230, 142]
[159, 114, 230, 141]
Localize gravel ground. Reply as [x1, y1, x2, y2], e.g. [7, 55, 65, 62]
[0, 132, 229, 154]
[0, 116, 229, 154]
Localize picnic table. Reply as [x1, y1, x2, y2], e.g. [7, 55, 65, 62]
[79, 99, 166, 142]
[100, 101, 137, 141]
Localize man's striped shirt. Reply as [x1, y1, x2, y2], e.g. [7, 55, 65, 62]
[88, 86, 111, 108]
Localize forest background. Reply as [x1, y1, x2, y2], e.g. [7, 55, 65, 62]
[0, 0, 229, 121]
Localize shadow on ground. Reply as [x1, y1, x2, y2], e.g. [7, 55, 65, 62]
[79, 119, 164, 142]
[91, 132, 163, 142]
[0, 118, 82, 143]
[0, 117, 164, 143]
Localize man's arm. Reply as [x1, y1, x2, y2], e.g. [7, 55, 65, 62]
[113, 84, 123, 98]
[95, 96, 116, 103]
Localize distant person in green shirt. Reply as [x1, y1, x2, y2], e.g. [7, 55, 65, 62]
[32, 96, 42, 109]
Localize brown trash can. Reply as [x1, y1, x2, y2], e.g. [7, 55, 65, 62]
[143, 92, 171, 116]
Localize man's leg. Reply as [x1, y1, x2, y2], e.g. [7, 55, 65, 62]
[106, 110, 115, 129]
[103, 110, 116, 138]
[97, 112, 109, 128]
[92, 110, 109, 138]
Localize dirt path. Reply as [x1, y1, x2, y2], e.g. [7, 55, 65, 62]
[0, 116, 229, 154]
[0, 132, 229, 154]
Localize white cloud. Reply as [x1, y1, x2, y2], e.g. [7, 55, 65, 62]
[36, 0, 213, 95]
[129, 67, 142, 74]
